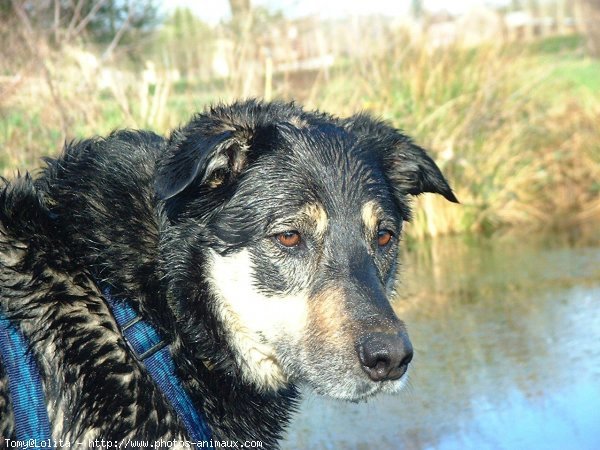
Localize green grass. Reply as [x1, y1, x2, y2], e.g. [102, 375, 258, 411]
[546, 58, 600, 101]
[530, 34, 585, 54]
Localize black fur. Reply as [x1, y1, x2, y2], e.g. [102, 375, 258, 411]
[0, 100, 457, 447]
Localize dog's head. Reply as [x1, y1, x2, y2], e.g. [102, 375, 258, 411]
[156, 100, 457, 401]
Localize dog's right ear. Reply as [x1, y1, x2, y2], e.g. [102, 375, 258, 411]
[155, 126, 253, 201]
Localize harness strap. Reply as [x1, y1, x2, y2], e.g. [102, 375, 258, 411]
[0, 311, 53, 448]
[102, 288, 212, 444]
[0, 293, 211, 446]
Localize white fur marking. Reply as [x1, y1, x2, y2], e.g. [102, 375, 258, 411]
[207, 249, 308, 391]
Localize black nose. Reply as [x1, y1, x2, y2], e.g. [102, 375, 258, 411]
[357, 332, 413, 382]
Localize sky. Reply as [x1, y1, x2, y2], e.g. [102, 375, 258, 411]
[166, 0, 512, 24]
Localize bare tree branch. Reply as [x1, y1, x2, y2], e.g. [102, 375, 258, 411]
[10, 0, 70, 137]
[53, 0, 61, 43]
[10, 0, 34, 36]
[66, 0, 85, 39]
[72, 0, 109, 38]
[101, 0, 132, 60]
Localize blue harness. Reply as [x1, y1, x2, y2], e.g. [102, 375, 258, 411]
[0, 290, 212, 447]
[0, 312, 53, 445]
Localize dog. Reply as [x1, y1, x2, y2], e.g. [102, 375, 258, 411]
[0, 100, 457, 447]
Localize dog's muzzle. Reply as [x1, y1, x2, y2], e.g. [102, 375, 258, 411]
[356, 332, 413, 382]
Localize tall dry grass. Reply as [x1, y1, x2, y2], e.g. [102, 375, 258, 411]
[0, 21, 598, 239]
[311, 39, 600, 237]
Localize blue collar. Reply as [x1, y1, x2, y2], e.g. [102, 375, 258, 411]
[0, 292, 212, 446]
[102, 288, 212, 444]
[0, 311, 53, 448]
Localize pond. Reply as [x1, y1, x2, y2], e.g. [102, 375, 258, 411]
[282, 228, 600, 450]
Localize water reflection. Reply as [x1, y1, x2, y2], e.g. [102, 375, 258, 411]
[282, 230, 600, 450]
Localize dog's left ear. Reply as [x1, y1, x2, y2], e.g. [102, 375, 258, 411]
[383, 140, 459, 203]
[343, 115, 459, 203]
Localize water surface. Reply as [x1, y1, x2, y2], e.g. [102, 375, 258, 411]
[282, 230, 600, 450]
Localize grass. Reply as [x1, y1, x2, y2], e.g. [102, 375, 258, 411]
[0, 33, 598, 239]
[314, 37, 600, 237]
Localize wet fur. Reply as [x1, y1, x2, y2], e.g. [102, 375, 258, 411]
[0, 100, 456, 446]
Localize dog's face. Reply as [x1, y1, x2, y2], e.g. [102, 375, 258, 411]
[157, 101, 457, 401]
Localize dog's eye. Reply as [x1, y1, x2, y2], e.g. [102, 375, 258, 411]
[276, 231, 301, 247]
[377, 229, 393, 247]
